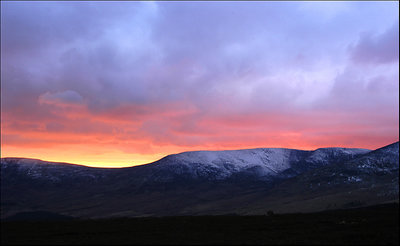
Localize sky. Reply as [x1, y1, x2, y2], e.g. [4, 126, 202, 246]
[1, 1, 399, 168]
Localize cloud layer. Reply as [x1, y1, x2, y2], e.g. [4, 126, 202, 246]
[1, 1, 398, 167]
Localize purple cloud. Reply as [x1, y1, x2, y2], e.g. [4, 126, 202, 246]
[39, 90, 84, 106]
[1, 1, 398, 165]
[350, 22, 399, 64]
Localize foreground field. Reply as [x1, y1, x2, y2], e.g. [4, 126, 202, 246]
[1, 203, 398, 245]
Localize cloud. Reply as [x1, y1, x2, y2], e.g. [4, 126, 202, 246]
[38, 90, 84, 106]
[1, 1, 399, 166]
[350, 21, 399, 65]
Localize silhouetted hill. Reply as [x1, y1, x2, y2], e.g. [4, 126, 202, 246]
[1, 142, 398, 219]
[3, 211, 75, 221]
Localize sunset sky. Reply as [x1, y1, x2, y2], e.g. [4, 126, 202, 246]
[1, 1, 399, 167]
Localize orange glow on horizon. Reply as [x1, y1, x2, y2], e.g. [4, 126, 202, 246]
[1, 135, 398, 168]
[1, 97, 398, 168]
[1, 1, 398, 168]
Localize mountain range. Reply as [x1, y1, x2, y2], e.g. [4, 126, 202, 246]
[1, 141, 398, 219]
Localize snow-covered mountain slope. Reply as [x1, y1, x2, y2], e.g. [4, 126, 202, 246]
[346, 141, 399, 173]
[1, 146, 372, 183]
[305, 147, 371, 164]
[280, 141, 399, 193]
[150, 148, 298, 180]
[0, 158, 116, 184]
[137, 147, 371, 182]
[1, 142, 398, 218]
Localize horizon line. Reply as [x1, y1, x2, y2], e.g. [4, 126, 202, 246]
[1, 141, 398, 169]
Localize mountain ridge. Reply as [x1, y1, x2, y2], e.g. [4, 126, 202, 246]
[1, 146, 372, 184]
[1, 141, 398, 219]
[1, 144, 373, 169]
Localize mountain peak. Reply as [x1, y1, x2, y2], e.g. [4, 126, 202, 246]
[1, 142, 398, 218]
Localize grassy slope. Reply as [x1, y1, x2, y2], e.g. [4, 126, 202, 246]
[1, 203, 398, 245]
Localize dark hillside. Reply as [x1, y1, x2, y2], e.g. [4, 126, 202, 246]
[1, 203, 398, 245]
